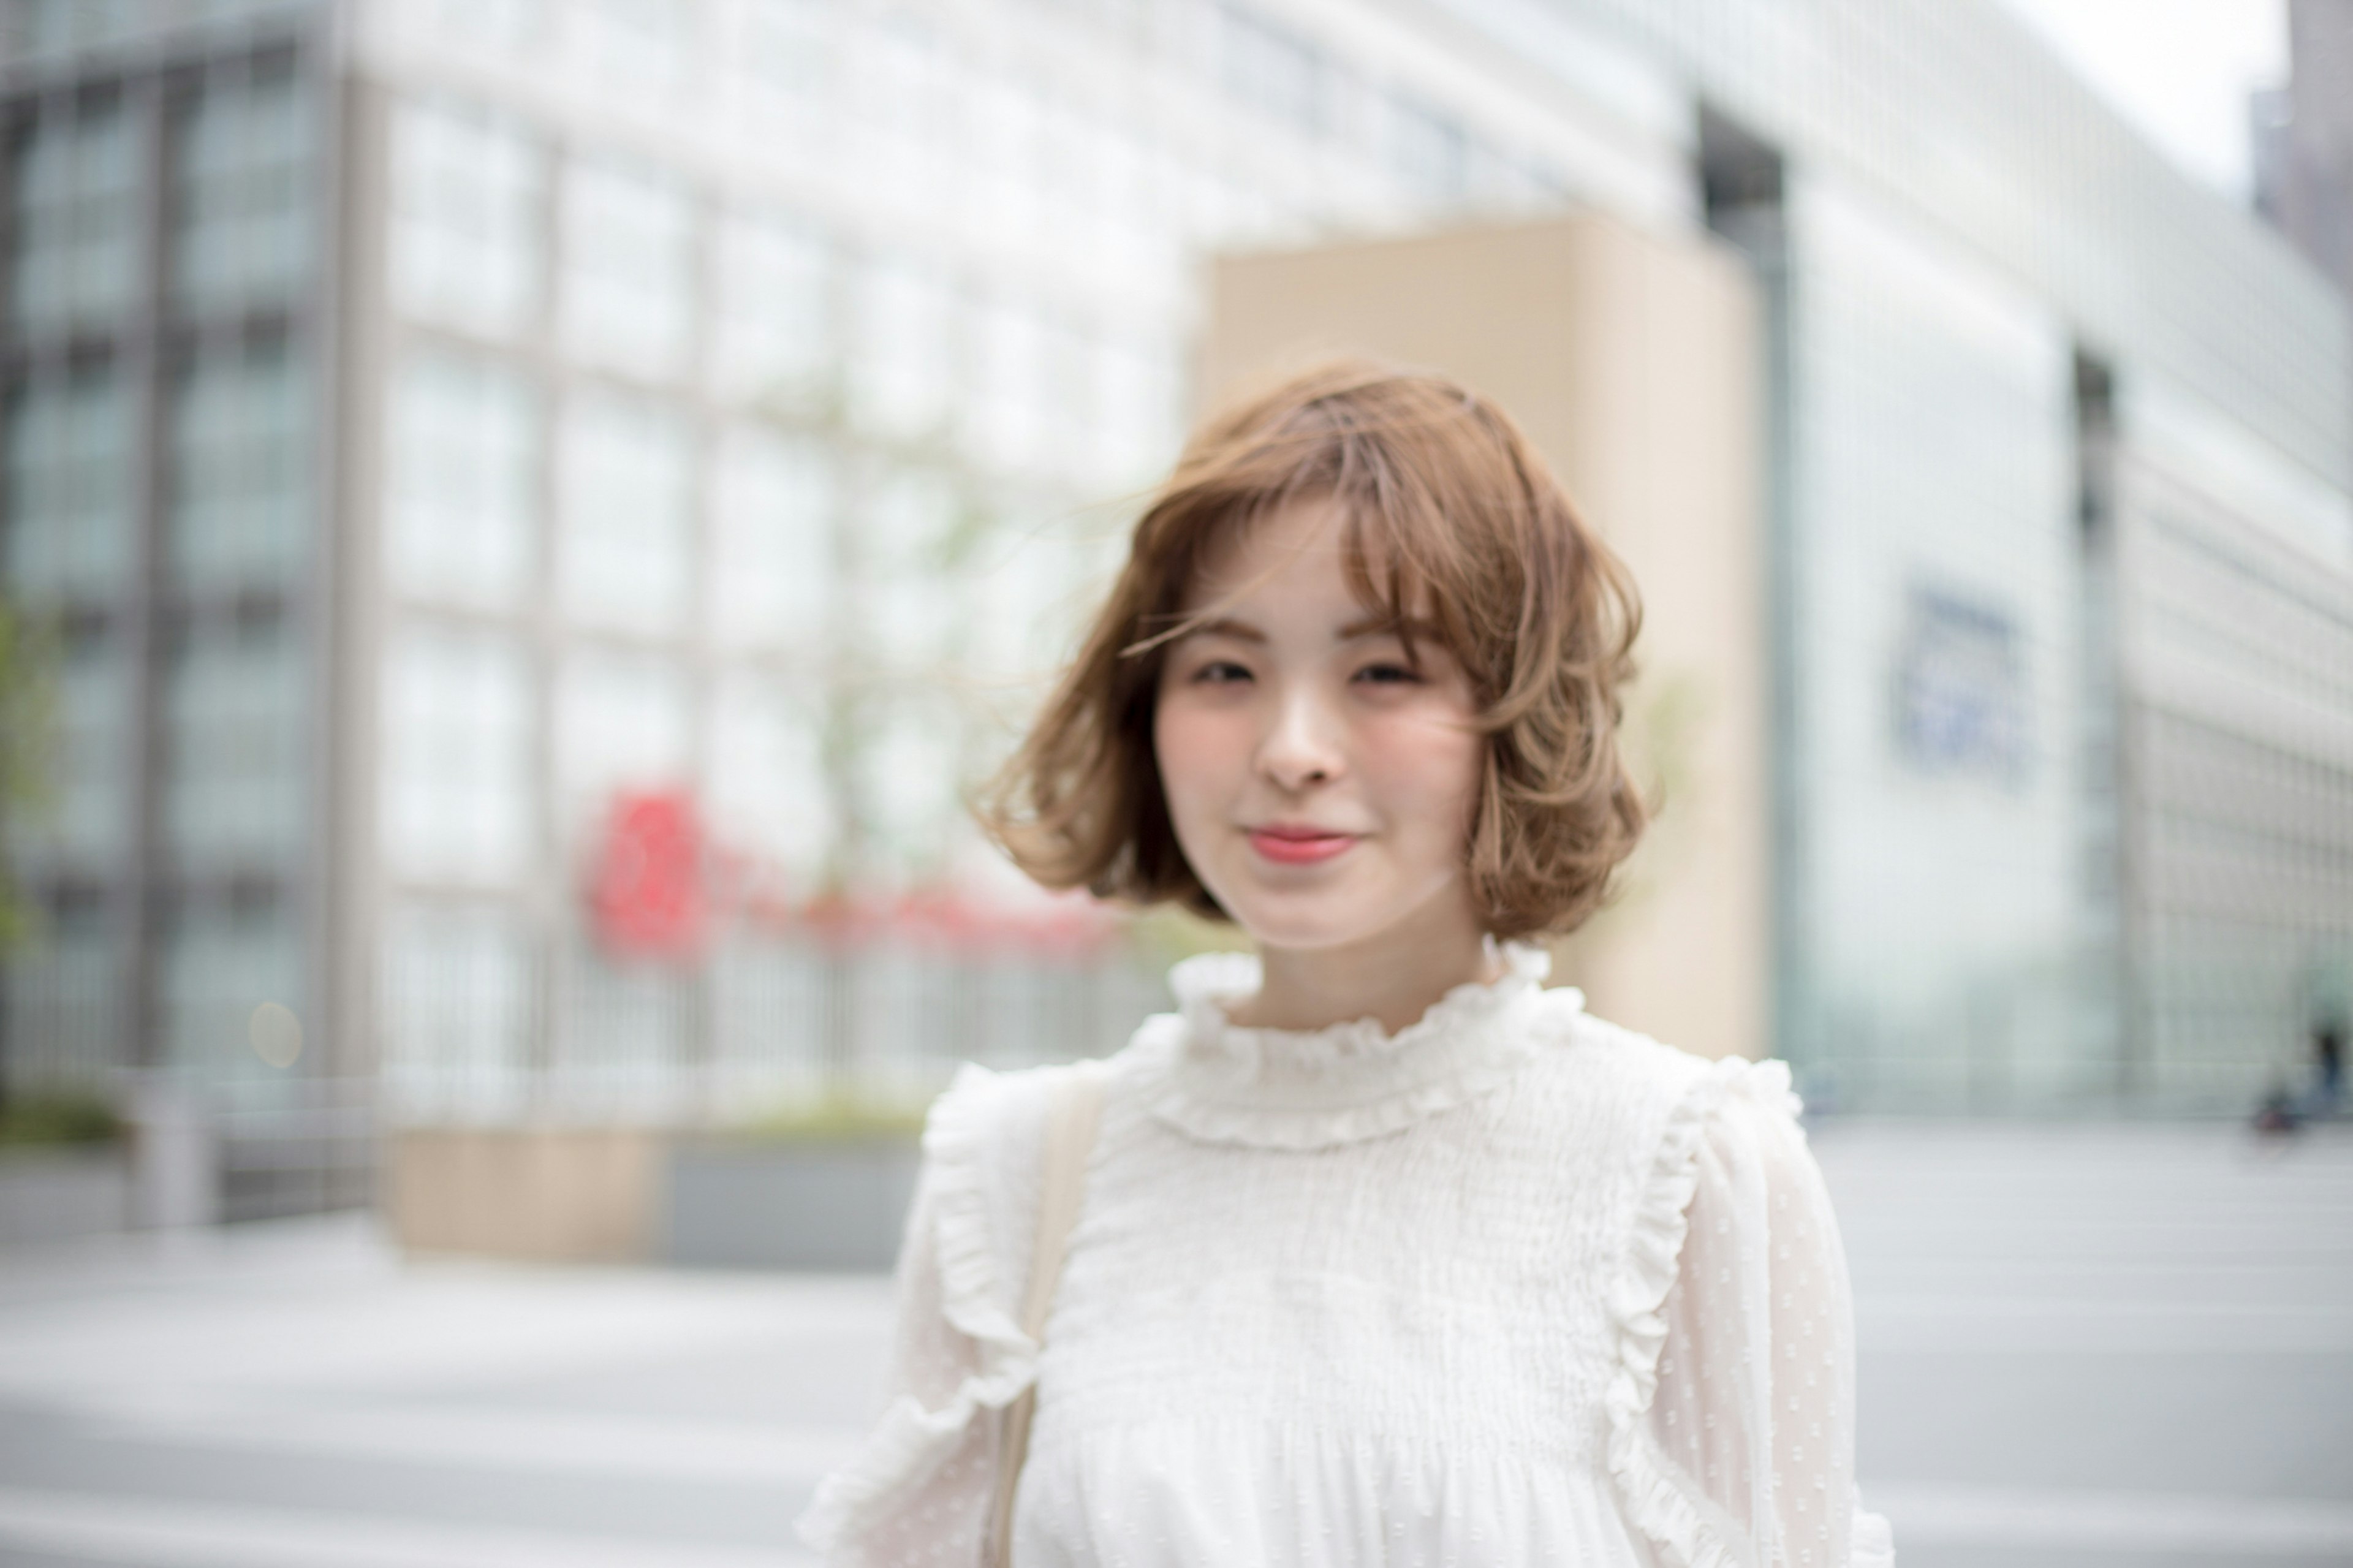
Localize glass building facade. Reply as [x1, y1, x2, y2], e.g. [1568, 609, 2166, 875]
[1, 0, 2347, 1194]
[2, 10, 336, 1170]
[1591, 0, 2353, 1114]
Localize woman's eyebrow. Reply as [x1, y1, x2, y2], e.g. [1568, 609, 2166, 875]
[1183, 615, 1267, 643]
[1337, 613, 1443, 642]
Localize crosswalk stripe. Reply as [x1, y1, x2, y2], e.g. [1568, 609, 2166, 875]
[1868, 1483, 2353, 1553]
[0, 1487, 816, 1568]
[100, 1404, 858, 1488]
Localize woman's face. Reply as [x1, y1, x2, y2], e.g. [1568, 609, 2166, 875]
[1153, 496, 1487, 957]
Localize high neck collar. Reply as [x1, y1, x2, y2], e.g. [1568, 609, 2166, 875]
[1148, 941, 1574, 1150]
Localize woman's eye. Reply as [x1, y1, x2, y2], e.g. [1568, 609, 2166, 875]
[1354, 661, 1422, 685]
[1192, 660, 1253, 684]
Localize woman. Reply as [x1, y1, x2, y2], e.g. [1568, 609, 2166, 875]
[798, 361, 1895, 1566]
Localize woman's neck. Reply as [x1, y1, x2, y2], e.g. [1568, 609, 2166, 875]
[1232, 909, 1501, 1037]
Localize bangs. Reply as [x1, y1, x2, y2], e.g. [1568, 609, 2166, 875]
[1122, 388, 1497, 689]
[1121, 493, 1457, 667]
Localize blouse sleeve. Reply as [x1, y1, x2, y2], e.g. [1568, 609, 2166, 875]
[795, 1065, 1045, 1566]
[1629, 1062, 1895, 1568]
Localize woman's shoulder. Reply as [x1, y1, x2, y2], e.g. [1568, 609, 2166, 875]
[1541, 998, 1805, 1127]
[922, 1054, 1108, 1176]
[919, 1042, 1151, 1205]
[911, 1055, 1121, 1349]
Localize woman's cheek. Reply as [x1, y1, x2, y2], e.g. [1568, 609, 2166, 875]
[1154, 697, 1240, 831]
[1365, 708, 1483, 826]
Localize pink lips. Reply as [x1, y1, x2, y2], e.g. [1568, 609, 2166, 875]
[1246, 825, 1358, 866]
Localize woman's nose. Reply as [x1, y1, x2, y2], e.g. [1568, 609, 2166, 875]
[1257, 686, 1346, 792]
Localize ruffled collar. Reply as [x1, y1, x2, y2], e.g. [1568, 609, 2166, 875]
[1148, 941, 1574, 1150]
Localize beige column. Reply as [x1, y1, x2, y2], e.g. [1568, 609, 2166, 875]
[1199, 214, 1769, 1061]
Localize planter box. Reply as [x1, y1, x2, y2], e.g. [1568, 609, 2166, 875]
[663, 1137, 920, 1271]
[387, 1128, 661, 1263]
[385, 1127, 922, 1270]
[0, 1146, 131, 1247]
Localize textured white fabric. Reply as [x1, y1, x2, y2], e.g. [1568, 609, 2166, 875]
[798, 946, 1894, 1567]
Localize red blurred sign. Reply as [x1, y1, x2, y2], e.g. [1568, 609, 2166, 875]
[797, 882, 1121, 958]
[589, 790, 706, 960]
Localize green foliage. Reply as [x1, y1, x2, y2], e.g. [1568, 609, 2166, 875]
[0, 601, 60, 953]
[1571, 667, 1710, 939]
[0, 1088, 121, 1148]
[1130, 903, 1248, 971]
[730, 1090, 930, 1143]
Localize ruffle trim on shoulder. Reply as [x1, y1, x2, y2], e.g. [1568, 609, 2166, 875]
[1851, 1503, 1896, 1568]
[1604, 1053, 1802, 1568]
[796, 1062, 1039, 1550]
[926, 1062, 1037, 1362]
[1150, 944, 1573, 1150]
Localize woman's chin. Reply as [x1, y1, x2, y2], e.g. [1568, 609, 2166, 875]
[1220, 890, 1400, 955]
[1212, 863, 1480, 960]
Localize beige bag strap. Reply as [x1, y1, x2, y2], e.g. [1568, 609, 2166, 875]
[985, 1064, 1105, 1567]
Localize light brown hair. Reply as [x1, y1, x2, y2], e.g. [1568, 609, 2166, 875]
[978, 358, 1645, 941]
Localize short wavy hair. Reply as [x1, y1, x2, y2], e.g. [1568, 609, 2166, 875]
[978, 358, 1645, 941]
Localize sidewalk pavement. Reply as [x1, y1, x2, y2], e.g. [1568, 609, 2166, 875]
[0, 1118, 2345, 1567]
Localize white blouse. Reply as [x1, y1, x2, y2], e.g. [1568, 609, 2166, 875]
[798, 945, 1896, 1567]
